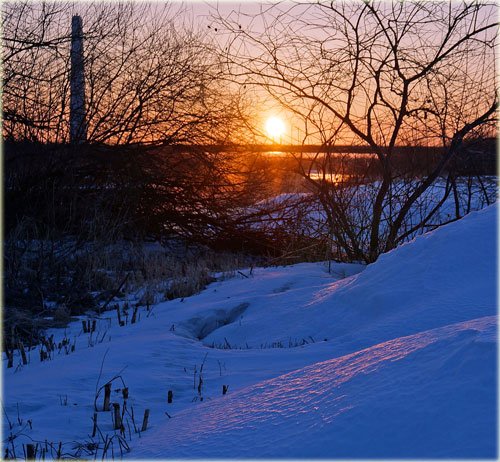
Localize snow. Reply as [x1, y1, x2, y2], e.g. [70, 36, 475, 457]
[202, 203, 496, 357]
[2, 205, 497, 458]
[134, 316, 497, 459]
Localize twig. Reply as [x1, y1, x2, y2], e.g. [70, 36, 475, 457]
[99, 274, 130, 314]
[94, 349, 110, 409]
[1, 400, 13, 430]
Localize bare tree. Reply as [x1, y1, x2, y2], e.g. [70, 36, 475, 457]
[3, 2, 283, 258]
[215, 0, 497, 262]
[2, 1, 72, 141]
[2, 1, 248, 145]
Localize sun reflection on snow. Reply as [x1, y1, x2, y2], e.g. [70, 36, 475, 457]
[306, 276, 358, 307]
[141, 315, 495, 452]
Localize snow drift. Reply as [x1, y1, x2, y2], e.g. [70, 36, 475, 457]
[203, 204, 497, 358]
[134, 315, 497, 458]
[134, 204, 498, 458]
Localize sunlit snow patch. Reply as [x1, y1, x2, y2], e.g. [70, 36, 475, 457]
[132, 315, 497, 459]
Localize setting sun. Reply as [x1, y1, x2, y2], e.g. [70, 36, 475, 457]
[265, 116, 285, 141]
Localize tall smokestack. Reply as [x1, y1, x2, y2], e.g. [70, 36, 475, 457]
[70, 15, 87, 144]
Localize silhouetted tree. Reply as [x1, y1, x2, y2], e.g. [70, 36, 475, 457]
[216, 0, 497, 261]
[2, 1, 248, 144]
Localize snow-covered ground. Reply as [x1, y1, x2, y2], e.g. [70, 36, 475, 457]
[2, 204, 497, 459]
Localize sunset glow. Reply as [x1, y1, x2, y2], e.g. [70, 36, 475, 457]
[265, 116, 285, 141]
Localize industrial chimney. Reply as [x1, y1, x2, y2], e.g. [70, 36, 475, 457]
[70, 15, 87, 144]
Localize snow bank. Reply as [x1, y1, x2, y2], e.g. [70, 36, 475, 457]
[133, 315, 497, 458]
[204, 204, 497, 356]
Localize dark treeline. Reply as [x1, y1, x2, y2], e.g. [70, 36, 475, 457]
[5, 142, 268, 249]
[296, 138, 497, 184]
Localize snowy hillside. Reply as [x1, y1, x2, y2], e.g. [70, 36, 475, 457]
[134, 316, 496, 458]
[2, 205, 497, 459]
[203, 201, 497, 356]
